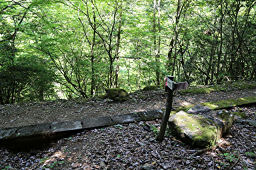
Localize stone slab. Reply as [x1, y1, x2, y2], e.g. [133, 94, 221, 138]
[0, 109, 163, 141]
[51, 121, 82, 133]
[187, 104, 211, 114]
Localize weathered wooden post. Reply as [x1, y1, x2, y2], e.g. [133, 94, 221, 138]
[156, 76, 188, 142]
[156, 76, 174, 142]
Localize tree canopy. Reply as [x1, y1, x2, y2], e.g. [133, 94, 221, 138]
[0, 0, 255, 104]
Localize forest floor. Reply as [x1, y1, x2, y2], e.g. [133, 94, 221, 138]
[0, 88, 256, 169]
[1, 88, 256, 128]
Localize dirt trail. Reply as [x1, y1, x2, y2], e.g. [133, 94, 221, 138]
[0, 88, 256, 128]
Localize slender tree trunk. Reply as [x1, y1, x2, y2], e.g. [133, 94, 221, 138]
[216, 0, 223, 83]
[90, 9, 96, 96]
[114, 0, 123, 88]
[153, 0, 161, 86]
[167, 0, 182, 75]
[229, 1, 240, 80]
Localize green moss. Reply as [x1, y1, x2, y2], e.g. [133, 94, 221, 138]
[105, 88, 129, 101]
[169, 110, 236, 148]
[179, 81, 256, 95]
[142, 85, 160, 91]
[169, 96, 256, 121]
[232, 111, 247, 119]
[231, 81, 256, 90]
[203, 96, 256, 110]
[170, 110, 177, 115]
[175, 104, 195, 112]
[173, 112, 218, 147]
[179, 87, 215, 95]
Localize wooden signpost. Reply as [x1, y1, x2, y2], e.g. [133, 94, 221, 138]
[156, 76, 188, 142]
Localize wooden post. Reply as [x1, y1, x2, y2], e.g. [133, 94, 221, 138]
[156, 76, 174, 142]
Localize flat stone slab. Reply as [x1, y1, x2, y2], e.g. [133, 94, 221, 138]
[168, 110, 234, 148]
[0, 110, 163, 141]
[187, 104, 211, 114]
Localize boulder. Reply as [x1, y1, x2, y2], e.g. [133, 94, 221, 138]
[168, 110, 234, 148]
[105, 88, 129, 101]
[143, 86, 159, 91]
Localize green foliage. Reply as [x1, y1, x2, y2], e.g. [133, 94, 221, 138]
[150, 125, 159, 135]
[221, 152, 238, 163]
[40, 159, 65, 169]
[0, 57, 56, 104]
[1, 0, 255, 103]
[2, 166, 11, 170]
[116, 154, 121, 159]
[245, 152, 256, 158]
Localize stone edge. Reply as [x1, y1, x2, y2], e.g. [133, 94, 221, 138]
[0, 110, 163, 141]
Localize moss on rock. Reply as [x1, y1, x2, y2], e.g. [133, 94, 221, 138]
[178, 81, 256, 95]
[142, 86, 159, 91]
[179, 87, 216, 95]
[232, 111, 247, 119]
[172, 96, 256, 114]
[203, 96, 256, 110]
[168, 110, 234, 148]
[105, 88, 129, 101]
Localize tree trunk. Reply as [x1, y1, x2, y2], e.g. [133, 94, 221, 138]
[153, 0, 161, 86]
[216, 0, 223, 83]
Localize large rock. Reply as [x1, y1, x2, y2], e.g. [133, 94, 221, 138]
[142, 85, 159, 91]
[105, 88, 129, 101]
[168, 110, 234, 148]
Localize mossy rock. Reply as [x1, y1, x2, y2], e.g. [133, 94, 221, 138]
[178, 81, 256, 95]
[179, 87, 216, 95]
[105, 88, 129, 101]
[168, 110, 234, 148]
[203, 96, 256, 110]
[172, 96, 256, 114]
[142, 86, 159, 91]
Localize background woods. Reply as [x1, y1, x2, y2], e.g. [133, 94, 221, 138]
[0, 0, 255, 104]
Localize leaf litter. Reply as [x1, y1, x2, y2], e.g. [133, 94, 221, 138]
[0, 106, 255, 169]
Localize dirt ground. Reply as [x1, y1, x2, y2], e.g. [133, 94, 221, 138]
[0, 89, 256, 169]
[1, 88, 256, 129]
[0, 106, 255, 169]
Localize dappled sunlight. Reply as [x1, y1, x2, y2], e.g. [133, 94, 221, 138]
[217, 138, 231, 148]
[41, 150, 66, 168]
[41, 150, 94, 169]
[204, 103, 218, 109]
[180, 101, 193, 107]
[134, 109, 146, 112]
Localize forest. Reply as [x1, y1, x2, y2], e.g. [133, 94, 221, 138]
[1, 0, 256, 104]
